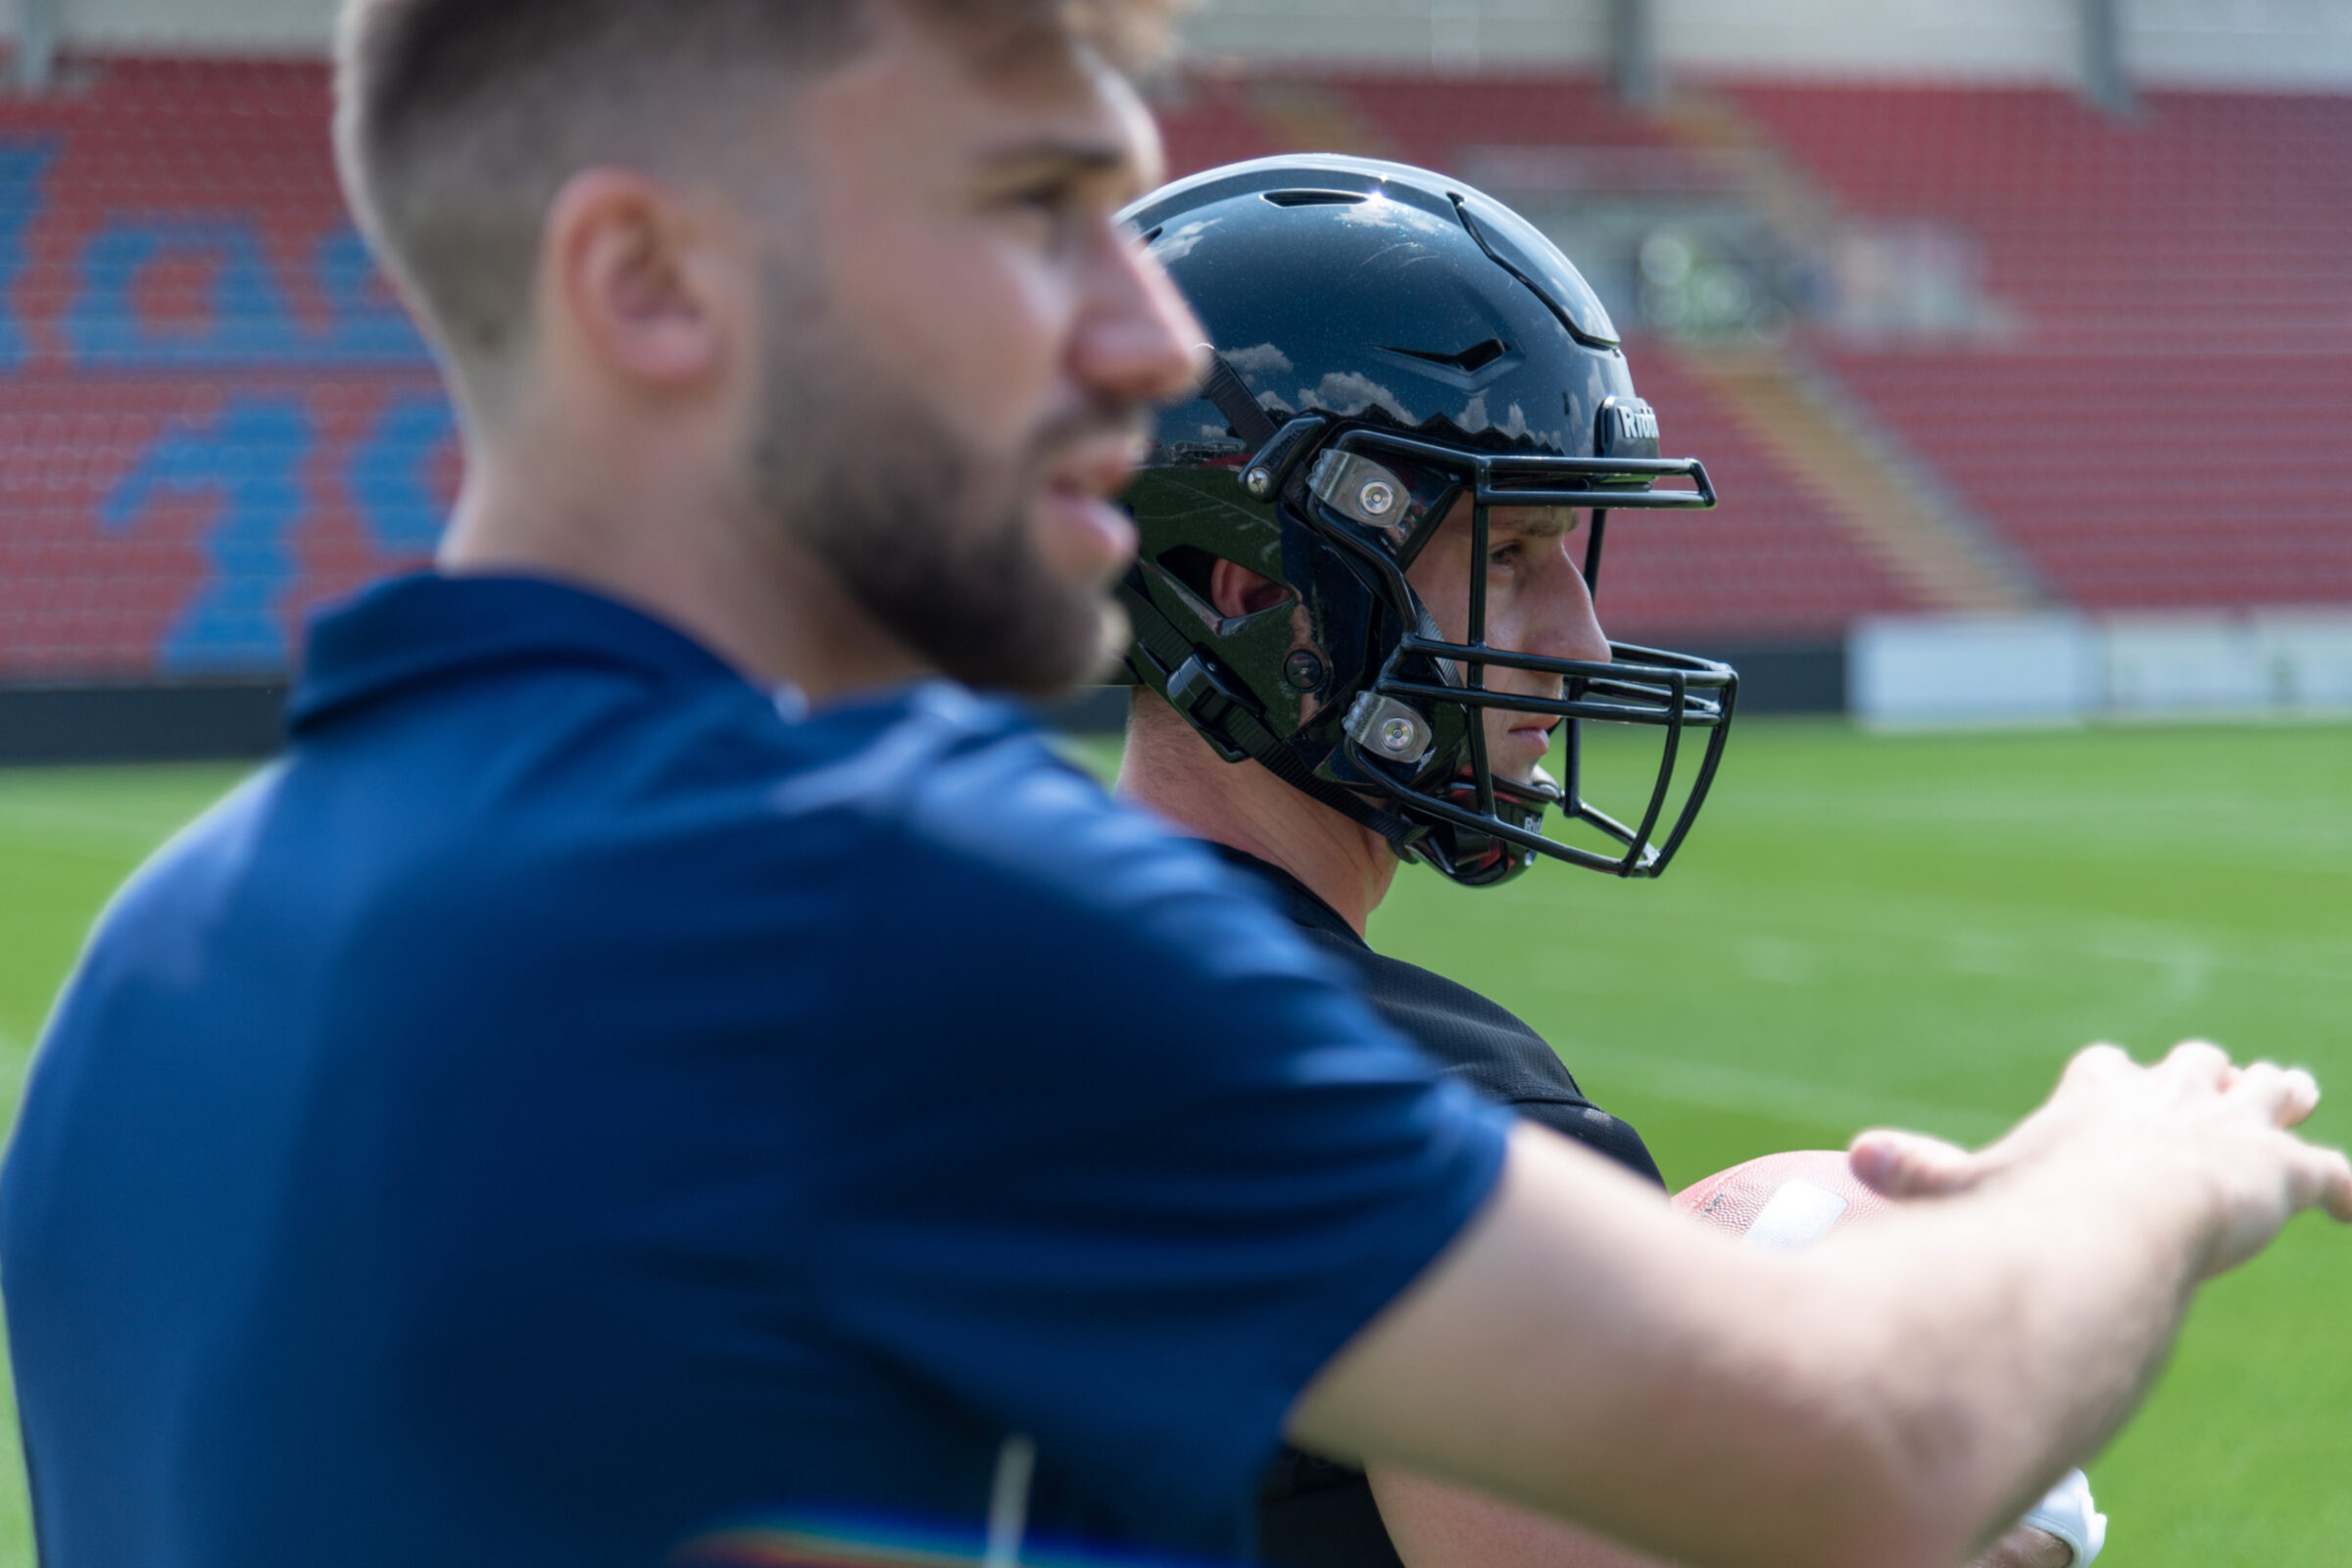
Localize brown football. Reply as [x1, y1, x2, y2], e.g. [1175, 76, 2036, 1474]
[1675, 1149, 1897, 1252]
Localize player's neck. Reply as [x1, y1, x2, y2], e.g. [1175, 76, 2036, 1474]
[1118, 696, 1397, 938]
[439, 442, 931, 702]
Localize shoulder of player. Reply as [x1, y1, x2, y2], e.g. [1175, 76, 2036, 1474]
[1349, 944, 1546, 1042]
[1316, 939, 1607, 1102]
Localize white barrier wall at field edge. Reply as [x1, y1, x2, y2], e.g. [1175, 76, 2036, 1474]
[2252, 612, 2352, 710]
[1848, 610, 2352, 727]
[2103, 615, 2277, 716]
[1848, 613, 2098, 727]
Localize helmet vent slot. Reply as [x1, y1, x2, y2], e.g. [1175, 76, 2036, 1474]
[1261, 189, 1368, 208]
[1381, 338, 1511, 374]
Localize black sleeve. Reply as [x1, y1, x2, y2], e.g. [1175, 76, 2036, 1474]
[1253, 1097, 1662, 1568]
[1301, 936, 1667, 1190]
[1249, 911, 1667, 1568]
[1257, 1451, 1406, 1568]
[1509, 1097, 1665, 1189]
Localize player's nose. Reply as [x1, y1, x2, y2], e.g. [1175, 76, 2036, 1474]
[1528, 544, 1612, 666]
[1072, 222, 1202, 406]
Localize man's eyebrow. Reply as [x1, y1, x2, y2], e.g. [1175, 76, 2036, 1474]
[975, 138, 1137, 180]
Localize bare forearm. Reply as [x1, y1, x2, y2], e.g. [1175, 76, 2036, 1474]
[1293, 1129, 1969, 1568]
[1834, 1152, 2204, 1547]
[1368, 1466, 1679, 1568]
[1368, 1464, 2072, 1568]
[1297, 1046, 2348, 1568]
[1295, 1125, 2217, 1568]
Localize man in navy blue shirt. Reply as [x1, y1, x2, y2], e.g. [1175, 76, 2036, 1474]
[6, 4, 2348, 1568]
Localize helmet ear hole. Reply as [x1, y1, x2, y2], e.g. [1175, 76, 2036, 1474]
[1154, 546, 1296, 624]
[1207, 557, 1293, 619]
[1154, 545, 1221, 603]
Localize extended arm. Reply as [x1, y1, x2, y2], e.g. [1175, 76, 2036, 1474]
[1368, 1466, 1665, 1568]
[1367, 1465, 2075, 1568]
[1289, 1044, 2352, 1568]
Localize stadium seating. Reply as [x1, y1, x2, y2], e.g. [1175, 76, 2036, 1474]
[1152, 71, 1290, 175]
[1728, 85, 2352, 353]
[1822, 347, 2352, 610]
[1568, 341, 1924, 647]
[3, 59, 2346, 683]
[0, 60, 449, 678]
[1322, 71, 1706, 184]
[1726, 83, 2352, 610]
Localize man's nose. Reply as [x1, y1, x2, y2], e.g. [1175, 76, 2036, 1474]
[1533, 549, 1613, 667]
[1071, 223, 1202, 406]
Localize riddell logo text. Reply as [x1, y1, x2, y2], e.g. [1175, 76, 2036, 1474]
[1611, 403, 1660, 445]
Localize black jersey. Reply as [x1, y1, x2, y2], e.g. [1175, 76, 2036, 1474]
[1213, 847, 1665, 1568]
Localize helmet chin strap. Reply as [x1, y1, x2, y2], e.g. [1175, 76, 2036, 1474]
[1120, 450, 1543, 882]
[1198, 349, 1282, 450]
[1120, 576, 1429, 858]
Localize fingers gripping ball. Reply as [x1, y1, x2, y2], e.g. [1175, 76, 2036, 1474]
[1675, 1151, 2106, 1567]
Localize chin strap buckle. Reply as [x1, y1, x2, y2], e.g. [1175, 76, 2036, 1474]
[1168, 655, 1253, 764]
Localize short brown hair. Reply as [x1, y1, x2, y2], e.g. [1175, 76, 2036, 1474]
[335, 0, 1176, 381]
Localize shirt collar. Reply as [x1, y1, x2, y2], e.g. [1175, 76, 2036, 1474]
[287, 572, 747, 737]
[1201, 842, 1368, 951]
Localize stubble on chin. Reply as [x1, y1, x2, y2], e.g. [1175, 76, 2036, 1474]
[748, 295, 1121, 698]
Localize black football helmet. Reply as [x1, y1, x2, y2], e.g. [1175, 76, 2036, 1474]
[1116, 155, 1739, 888]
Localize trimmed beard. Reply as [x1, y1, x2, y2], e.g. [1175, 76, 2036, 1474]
[750, 277, 1134, 698]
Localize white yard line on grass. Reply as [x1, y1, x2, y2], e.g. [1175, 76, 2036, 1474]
[0, 800, 206, 854]
[1554, 1038, 2013, 1147]
[1532, 888, 2352, 994]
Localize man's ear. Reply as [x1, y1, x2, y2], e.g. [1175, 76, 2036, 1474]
[545, 169, 732, 390]
[1208, 557, 1291, 619]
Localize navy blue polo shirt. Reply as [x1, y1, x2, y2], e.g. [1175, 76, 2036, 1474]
[2, 574, 1510, 1568]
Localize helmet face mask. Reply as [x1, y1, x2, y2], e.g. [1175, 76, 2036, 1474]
[1118, 156, 1740, 888]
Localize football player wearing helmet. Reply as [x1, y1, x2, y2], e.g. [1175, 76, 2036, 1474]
[1116, 158, 2079, 1568]
[1116, 156, 1736, 891]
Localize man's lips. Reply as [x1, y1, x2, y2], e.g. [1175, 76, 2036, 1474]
[1041, 486, 1138, 573]
[1498, 713, 1563, 762]
[1045, 427, 1150, 502]
[1036, 427, 1150, 577]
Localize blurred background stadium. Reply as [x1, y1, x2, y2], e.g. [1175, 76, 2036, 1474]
[2, 0, 2349, 750]
[0, 2, 2348, 1565]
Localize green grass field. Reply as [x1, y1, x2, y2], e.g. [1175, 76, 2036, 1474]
[3, 720, 2349, 1566]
